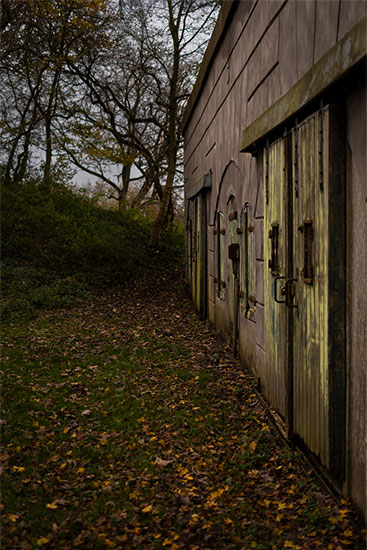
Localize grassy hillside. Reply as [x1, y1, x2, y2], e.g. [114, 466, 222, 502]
[1, 181, 184, 323]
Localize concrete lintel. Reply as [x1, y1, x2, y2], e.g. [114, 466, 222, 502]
[187, 171, 212, 200]
[240, 17, 367, 153]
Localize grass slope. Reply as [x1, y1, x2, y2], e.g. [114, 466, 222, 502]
[1, 181, 184, 323]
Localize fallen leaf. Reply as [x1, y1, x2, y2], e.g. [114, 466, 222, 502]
[37, 537, 50, 546]
[142, 504, 153, 513]
[154, 456, 173, 467]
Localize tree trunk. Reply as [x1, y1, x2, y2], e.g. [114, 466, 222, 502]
[149, 0, 179, 247]
[42, 67, 61, 191]
[149, 154, 176, 247]
[119, 164, 131, 209]
[131, 175, 153, 208]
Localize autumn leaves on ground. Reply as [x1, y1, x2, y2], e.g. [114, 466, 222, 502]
[1, 268, 365, 550]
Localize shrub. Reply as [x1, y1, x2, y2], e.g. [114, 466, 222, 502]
[1, 180, 184, 322]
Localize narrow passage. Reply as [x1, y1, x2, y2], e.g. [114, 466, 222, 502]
[2, 270, 365, 549]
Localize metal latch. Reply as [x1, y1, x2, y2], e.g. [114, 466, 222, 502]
[274, 277, 298, 308]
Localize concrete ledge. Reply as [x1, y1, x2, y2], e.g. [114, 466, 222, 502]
[240, 17, 367, 153]
[186, 171, 212, 200]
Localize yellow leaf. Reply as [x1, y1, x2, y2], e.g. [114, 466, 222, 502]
[142, 504, 153, 513]
[9, 514, 19, 523]
[249, 441, 257, 452]
[37, 538, 50, 546]
[224, 517, 233, 524]
[46, 502, 58, 510]
[12, 466, 25, 472]
[60, 463, 67, 469]
[76, 467, 85, 474]
[208, 488, 224, 500]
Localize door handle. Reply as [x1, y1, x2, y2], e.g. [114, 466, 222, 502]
[274, 276, 286, 303]
[285, 278, 298, 308]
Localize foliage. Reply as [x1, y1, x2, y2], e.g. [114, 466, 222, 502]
[0, 0, 112, 188]
[0, 0, 220, 241]
[2, 273, 365, 549]
[1, 179, 184, 322]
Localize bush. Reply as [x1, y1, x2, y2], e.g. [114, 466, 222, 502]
[1, 180, 184, 322]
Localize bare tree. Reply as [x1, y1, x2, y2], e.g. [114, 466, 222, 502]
[0, 0, 112, 188]
[1, 0, 219, 245]
[65, 0, 219, 240]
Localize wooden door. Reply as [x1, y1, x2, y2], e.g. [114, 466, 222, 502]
[191, 194, 208, 319]
[227, 197, 238, 332]
[292, 111, 330, 466]
[264, 137, 288, 417]
[264, 106, 346, 479]
[291, 106, 345, 476]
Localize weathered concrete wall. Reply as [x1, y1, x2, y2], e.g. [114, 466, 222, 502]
[345, 85, 367, 518]
[183, 0, 366, 518]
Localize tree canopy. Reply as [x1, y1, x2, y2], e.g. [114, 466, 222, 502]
[0, 0, 220, 244]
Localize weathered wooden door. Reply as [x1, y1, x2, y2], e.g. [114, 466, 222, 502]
[291, 107, 345, 476]
[264, 136, 288, 417]
[292, 111, 330, 466]
[265, 106, 345, 478]
[191, 194, 208, 318]
[227, 197, 238, 334]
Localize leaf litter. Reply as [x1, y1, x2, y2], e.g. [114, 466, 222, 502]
[1, 269, 365, 549]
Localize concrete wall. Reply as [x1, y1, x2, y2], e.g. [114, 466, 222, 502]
[346, 86, 367, 518]
[183, 0, 366, 518]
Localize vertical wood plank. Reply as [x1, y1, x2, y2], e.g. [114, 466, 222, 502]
[264, 137, 287, 417]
